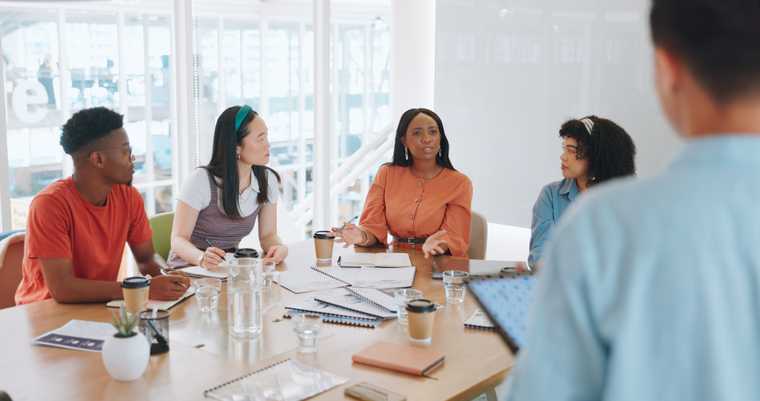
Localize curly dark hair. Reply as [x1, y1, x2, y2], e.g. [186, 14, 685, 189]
[559, 115, 636, 185]
[60, 107, 124, 154]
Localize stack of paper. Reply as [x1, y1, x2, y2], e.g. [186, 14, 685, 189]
[313, 266, 416, 289]
[275, 268, 348, 294]
[337, 252, 413, 268]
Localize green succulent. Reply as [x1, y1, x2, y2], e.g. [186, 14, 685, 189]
[110, 306, 139, 338]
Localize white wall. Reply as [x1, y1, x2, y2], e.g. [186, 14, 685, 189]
[435, 0, 682, 227]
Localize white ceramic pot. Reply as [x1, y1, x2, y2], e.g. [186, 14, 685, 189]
[101, 332, 150, 381]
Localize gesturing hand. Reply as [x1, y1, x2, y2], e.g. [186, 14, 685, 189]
[422, 230, 448, 259]
[332, 224, 366, 247]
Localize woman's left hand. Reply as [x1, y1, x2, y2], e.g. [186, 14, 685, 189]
[422, 230, 449, 259]
[263, 245, 288, 264]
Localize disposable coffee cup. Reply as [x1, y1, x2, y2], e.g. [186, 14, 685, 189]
[406, 299, 436, 343]
[313, 231, 335, 266]
[121, 276, 150, 315]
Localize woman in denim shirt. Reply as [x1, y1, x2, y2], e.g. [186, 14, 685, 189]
[529, 116, 636, 268]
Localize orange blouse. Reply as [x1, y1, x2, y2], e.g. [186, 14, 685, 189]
[359, 165, 473, 257]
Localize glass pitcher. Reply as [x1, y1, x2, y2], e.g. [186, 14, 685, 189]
[226, 257, 263, 338]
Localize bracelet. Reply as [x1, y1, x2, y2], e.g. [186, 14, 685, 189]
[197, 252, 205, 267]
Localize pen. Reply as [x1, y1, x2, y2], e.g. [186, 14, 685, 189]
[340, 215, 359, 230]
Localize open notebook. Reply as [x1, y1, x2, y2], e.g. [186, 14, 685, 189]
[313, 266, 415, 289]
[106, 287, 195, 311]
[203, 358, 347, 401]
[179, 265, 228, 280]
[337, 252, 413, 268]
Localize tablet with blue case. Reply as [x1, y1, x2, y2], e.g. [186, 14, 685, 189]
[468, 273, 535, 352]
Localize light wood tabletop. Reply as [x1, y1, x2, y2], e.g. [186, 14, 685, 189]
[0, 241, 513, 401]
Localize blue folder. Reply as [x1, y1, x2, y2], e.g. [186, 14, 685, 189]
[468, 273, 535, 352]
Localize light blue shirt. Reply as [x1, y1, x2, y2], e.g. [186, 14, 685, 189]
[506, 135, 760, 401]
[528, 178, 579, 268]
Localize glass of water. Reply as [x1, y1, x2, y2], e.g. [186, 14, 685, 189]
[292, 314, 322, 354]
[193, 278, 221, 313]
[443, 270, 469, 304]
[227, 258, 263, 338]
[260, 260, 276, 288]
[394, 288, 423, 325]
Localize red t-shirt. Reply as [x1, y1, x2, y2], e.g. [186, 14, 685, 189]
[15, 177, 153, 305]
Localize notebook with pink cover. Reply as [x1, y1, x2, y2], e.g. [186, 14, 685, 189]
[351, 342, 445, 377]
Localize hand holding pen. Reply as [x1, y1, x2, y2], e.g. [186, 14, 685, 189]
[331, 216, 368, 247]
[201, 238, 227, 270]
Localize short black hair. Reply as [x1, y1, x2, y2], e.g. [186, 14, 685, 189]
[60, 107, 123, 154]
[559, 116, 636, 185]
[650, 0, 760, 102]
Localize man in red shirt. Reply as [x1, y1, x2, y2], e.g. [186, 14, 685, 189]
[15, 107, 189, 304]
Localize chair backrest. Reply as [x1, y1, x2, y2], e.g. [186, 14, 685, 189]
[149, 212, 174, 261]
[485, 223, 530, 261]
[468, 211, 488, 259]
[0, 232, 25, 309]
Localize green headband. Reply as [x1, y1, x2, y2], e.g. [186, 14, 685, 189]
[234, 105, 253, 133]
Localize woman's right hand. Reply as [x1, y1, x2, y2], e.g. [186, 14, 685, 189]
[200, 246, 227, 270]
[332, 224, 366, 247]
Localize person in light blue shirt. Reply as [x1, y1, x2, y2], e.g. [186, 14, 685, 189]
[528, 116, 636, 268]
[506, 1, 760, 400]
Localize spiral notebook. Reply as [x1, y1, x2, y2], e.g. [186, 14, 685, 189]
[284, 297, 381, 328]
[345, 287, 397, 313]
[203, 358, 347, 401]
[313, 288, 397, 320]
[464, 309, 496, 330]
[283, 311, 380, 329]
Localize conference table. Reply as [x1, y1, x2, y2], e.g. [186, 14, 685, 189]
[0, 241, 513, 401]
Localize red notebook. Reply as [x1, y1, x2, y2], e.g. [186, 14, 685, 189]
[351, 342, 445, 377]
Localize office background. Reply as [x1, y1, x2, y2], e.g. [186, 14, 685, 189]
[0, 0, 682, 244]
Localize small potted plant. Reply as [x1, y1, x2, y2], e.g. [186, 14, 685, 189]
[101, 306, 150, 381]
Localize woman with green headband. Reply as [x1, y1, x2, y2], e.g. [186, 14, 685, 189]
[167, 105, 288, 269]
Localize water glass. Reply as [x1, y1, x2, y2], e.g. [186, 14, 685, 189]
[260, 260, 276, 288]
[394, 288, 423, 325]
[292, 314, 322, 354]
[193, 278, 221, 313]
[227, 258, 263, 339]
[443, 270, 469, 304]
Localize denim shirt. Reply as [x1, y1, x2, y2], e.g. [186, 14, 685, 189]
[528, 178, 579, 268]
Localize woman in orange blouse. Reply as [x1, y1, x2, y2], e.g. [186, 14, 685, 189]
[333, 108, 473, 258]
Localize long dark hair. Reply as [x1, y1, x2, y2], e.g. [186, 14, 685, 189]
[559, 115, 636, 185]
[389, 108, 455, 170]
[203, 105, 280, 218]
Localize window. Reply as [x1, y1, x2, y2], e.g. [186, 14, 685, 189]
[0, 5, 174, 229]
[0, 1, 391, 236]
